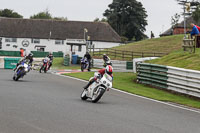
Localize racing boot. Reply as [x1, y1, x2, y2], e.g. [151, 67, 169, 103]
[83, 78, 95, 90]
[13, 63, 19, 71]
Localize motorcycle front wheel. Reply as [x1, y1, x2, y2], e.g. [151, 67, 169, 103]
[91, 88, 105, 103]
[80, 89, 88, 100]
[44, 66, 47, 73]
[39, 65, 44, 73]
[81, 64, 85, 72]
[15, 69, 25, 81]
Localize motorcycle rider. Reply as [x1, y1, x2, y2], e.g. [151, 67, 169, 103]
[84, 51, 92, 70]
[83, 65, 113, 90]
[103, 54, 111, 67]
[46, 52, 53, 70]
[14, 51, 34, 71]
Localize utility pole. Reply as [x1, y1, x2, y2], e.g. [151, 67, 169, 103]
[184, 1, 187, 38]
[177, 0, 200, 38]
[84, 28, 88, 52]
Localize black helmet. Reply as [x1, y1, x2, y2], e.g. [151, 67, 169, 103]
[103, 53, 107, 58]
[28, 52, 33, 57]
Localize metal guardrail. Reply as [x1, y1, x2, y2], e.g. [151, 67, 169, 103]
[93, 59, 133, 72]
[137, 63, 200, 98]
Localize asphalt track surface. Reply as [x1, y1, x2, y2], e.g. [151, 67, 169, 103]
[0, 69, 200, 133]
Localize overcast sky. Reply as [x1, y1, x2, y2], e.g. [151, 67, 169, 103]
[0, 0, 183, 38]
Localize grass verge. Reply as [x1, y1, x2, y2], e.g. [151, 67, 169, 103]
[52, 57, 80, 70]
[147, 49, 200, 71]
[63, 72, 200, 109]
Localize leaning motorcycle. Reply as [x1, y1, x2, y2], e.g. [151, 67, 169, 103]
[80, 72, 113, 103]
[39, 57, 49, 73]
[80, 57, 90, 72]
[13, 60, 31, 81]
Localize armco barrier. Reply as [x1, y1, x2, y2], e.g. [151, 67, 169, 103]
[0, 50, 20, 57]
[0, 50, 63, 57]
[137, 63, 200, 98]
[93, 59, 133, 72]
[0, 57, 43, 69]
[31, 51, 63, 57]
[4, 58, 20, 69]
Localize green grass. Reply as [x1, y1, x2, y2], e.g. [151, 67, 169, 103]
[63, 72, 200, 109]
[146, 49, 200, 71]
[52, 57, 80, 70]
[113, 34, 184, 53]
[92, 35, 184, 60]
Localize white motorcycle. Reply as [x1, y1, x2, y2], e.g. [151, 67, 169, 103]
[81, 72, 113, 103]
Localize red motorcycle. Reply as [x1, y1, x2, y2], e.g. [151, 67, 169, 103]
[39, 57, 50, 73]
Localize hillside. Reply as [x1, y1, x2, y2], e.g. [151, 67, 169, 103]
[146, 49, 200, 71]
[112, 34, 200, 71]
[113, 34, 184, 53]
[92, 35, 184, 60]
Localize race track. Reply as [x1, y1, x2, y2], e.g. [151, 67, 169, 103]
[0, 69, 199, 133]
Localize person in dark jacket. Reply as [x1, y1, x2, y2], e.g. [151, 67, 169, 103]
[84, 52, 92, 69]
[47, 52, 53, 70]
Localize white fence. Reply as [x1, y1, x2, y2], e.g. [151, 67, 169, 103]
[137, 63, 200, 98]
[167, 66, 200, 98]
[93, 59, 132, 72]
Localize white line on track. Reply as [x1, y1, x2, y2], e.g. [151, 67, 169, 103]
[53, 73, 200, 114]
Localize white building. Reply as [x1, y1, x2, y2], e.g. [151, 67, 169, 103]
[0, 17, 121, 57]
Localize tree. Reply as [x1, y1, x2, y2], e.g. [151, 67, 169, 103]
[30, 9, 52, 19]
[94, 18, 100, 22]
[93, 17, 107, 22]
[54, 17, 68, 21]
[192, 5, 200, 23]
[0, 9, 23, 18]
[171, 13, 180, 34]
[30, 10, 68, 21]
[103, 0, 148, 41]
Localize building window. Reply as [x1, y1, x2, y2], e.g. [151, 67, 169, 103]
[55, 40, 64, 45]
[37, 47, 45, 51]
[5, 38, 17, 43]
[31, 39, 40, 44]
[78, 45, 82, 52]
[13, 45, 18, 48]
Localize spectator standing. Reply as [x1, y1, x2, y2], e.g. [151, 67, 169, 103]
[20, 48, 24, 57]
[150, 31, 155, 39]
[193, 24, 200, 48]
[190, 23, 200, 37]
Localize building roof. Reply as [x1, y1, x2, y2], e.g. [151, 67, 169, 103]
[159, 28, 173, 37]
[0, 17, 121, 42]
[159, 17, 200, 36]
